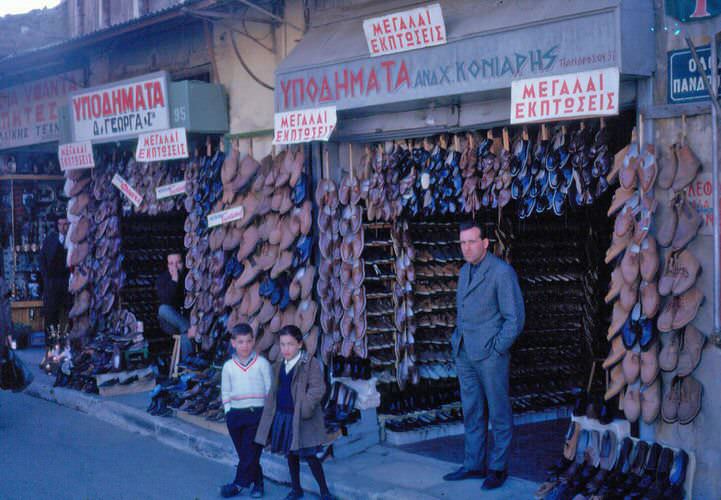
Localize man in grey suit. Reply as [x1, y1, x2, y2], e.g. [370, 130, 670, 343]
[443, 220, 525, 490]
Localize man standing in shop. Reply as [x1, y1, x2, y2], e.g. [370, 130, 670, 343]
[444, 220, 525, 491]
[39, 216, 70, 339]
[156, 252, 191, 359]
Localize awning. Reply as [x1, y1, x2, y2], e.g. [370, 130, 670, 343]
[275, 0, 655, 115]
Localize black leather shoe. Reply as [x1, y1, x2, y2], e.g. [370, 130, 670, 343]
[283, 490, 304, 500]
[443, 467, 486, 481]
[481, 470, 508, 490]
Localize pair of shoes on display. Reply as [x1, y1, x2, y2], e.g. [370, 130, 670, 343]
[324, 382, 359, 432]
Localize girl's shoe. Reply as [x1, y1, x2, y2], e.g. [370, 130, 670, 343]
[283, 490, 304, 500]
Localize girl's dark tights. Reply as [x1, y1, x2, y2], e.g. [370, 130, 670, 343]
[287, 454, 330, 496]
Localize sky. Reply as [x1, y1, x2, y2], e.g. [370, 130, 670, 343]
[0, 0, 62, 16]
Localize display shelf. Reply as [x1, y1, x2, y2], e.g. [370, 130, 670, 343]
[11, 300, 43, 308]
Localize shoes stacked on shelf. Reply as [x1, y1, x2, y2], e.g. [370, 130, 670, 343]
[120, 212, 185, 351]
[537, 423, 690, 499]
[379, 379, 463, 434]
[511, 219, 595, 413]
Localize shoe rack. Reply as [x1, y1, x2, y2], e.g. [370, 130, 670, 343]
[510, 217, 594, 412]
[120, 211, 186, 351]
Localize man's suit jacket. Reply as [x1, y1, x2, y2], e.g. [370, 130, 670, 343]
[452, 253, 525, 361]
[39, 231, 69, 305]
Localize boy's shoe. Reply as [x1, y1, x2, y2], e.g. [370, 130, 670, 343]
[220, 482, 243, 498]
[250, 481, 264, 498]
[283, 490, 304, 500]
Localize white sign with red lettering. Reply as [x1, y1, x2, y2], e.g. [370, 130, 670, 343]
[686, 173, 720, 236]
[0, 71, 82, 150]
[136, 127, 188, 162]
[70, 71, 170, 143]
[273, 106, 336, 145]
[156, 180, 187, 200]
[511, 67, 620, 124]
[363, 3, 446, 57]
[58, 141, 94, 171]
[207, 206, 245, 228]
[111, 173, 143, 208]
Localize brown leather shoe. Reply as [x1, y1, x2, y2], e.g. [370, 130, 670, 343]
[658, 252, 679, 296]
[623, 386, 640, 422]
[620, 279, 639, 312]
[640, 378, 661, 424]
[678, 375, 703, 425]
[608, 301, 632, 340]
[661, 377, 681, 423]
[638, 145, 657, 193]
[605, 231, 632, 264]
[604, 364, 626, 401]
[657, 296, 678, 333]
[657, 144, 678, 189]
[614, 205, 636, 238]
[671, 287, 704, 330]
[672, 143, 701, 192]
[672, 195, 702, 251]
[639, 237, 659, 281]
[659, 331, 680, 372]
[608, 188, 636, 217]
[677, 324, 706, 377]
[640, 280, 660, 319]
[622, 350, 640, 384]
[620, 243, 640, 284]
[656, 195, 679, 248]
[603, 335, 627, 369]
[640, 341, 660, 385]
[605, 267, 624, 303]
[620, 154, 640, 190]
[672, 249, 701, 296]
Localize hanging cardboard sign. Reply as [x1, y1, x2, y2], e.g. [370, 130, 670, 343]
[207, 206, 245, 228]
[273, 106, 336, 144]
[510, 67, 620, 124]
[58, 141, 94, 171]
[135, 127, 189, 162]
[156, 180, 187, 200]
[686, 173, 720, 235]
[363, 3, 447, 57]
[111, 173, 143, 208]
[69, 71, 171, 143]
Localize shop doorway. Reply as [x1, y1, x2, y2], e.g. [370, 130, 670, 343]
[120, 211, 186, 361]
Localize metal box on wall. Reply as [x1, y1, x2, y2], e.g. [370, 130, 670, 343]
[168, 80, 229, 134]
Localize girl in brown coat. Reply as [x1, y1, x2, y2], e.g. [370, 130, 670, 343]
[255, 325, 334, 500]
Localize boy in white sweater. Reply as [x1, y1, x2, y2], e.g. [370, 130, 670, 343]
[220, 324, 272, 498]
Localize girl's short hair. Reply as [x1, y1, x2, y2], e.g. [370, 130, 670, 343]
[278, 325, 303, 343]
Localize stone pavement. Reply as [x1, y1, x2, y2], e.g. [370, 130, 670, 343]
[14, 348, 540, 499]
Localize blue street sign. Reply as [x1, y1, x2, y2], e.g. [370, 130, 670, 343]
[667, 45, 721, 103]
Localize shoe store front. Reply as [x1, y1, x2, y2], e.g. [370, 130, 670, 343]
[0, 70, 84, 351]
[55, 71, 230, 392]
[270, 0, 708, 495]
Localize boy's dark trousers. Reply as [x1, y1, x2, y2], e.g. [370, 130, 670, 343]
[226, 407, 264, 487]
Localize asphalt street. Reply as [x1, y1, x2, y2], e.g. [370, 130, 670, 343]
[0, 390, 314, 500]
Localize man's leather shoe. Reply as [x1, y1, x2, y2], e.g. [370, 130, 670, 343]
[220, 482, 243, 498]
[481, 469, 508, 490]
[443, 467, 486, 481]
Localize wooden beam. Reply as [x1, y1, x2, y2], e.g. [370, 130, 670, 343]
[639, 102, 712, 120]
